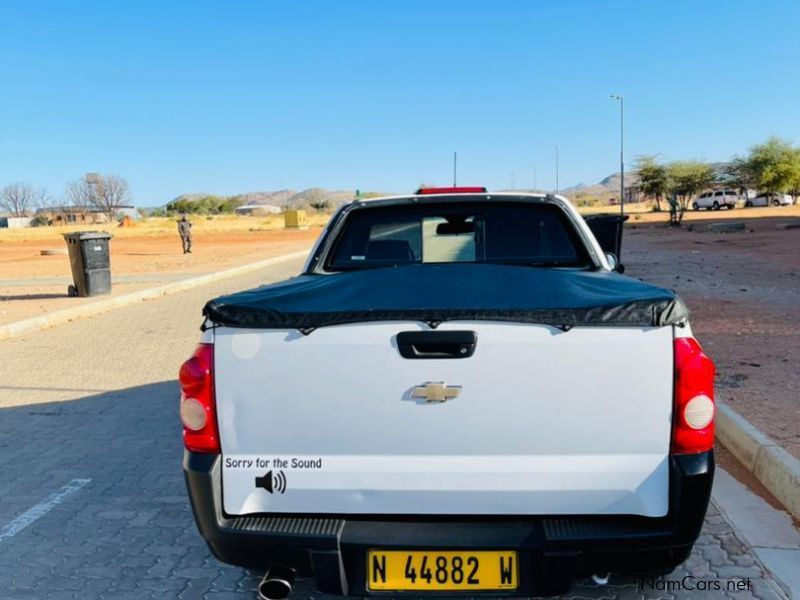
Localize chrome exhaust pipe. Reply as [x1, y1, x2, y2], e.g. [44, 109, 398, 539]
[258, 566, 295, 600]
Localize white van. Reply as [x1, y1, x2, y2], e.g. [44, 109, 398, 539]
[692, 189, 738, 210]
[745, 193, 794, 207]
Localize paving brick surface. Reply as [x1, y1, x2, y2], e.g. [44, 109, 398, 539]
[0, 256, 789, 599]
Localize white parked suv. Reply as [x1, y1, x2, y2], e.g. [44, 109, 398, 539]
[692, 189, 738, 210]
[745, 192, 794, 207]
[181, 188, 716, 599]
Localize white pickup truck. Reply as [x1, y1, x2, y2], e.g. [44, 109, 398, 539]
[181, 188, 715, 599]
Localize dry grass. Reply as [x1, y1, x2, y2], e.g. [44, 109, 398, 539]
[577, 203, 800, 223]
[0, 213, 332, 243]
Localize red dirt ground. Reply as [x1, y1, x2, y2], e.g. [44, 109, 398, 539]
[624, 216, 800, 459]
[0, 228, 321, 324]
[0, 228, 322, 279]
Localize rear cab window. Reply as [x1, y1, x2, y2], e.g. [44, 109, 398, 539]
[325, 201, 591, 271]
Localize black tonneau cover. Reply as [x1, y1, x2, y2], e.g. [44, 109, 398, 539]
[203, 264, 688, 331]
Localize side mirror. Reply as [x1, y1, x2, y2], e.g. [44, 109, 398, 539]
[605, 252, 625, 273]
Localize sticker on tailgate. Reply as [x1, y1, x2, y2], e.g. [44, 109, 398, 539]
[225, 456, 324, 494]
[221, 454, 670, 517]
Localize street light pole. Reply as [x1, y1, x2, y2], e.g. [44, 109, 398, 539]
[611, 95, 624, 217]
[551, 144, 559, 194]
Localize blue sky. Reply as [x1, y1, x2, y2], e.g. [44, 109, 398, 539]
[2, 1, 799, 204]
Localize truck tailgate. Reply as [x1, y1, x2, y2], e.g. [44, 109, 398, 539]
[214, 322, 673, 517]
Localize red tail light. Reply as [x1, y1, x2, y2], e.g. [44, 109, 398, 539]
[415, 186, 487, 195]
[671, 337, 715, 455]
[179, 343, 220, 453]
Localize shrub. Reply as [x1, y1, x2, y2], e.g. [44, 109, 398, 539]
[166, 195, 245, 215]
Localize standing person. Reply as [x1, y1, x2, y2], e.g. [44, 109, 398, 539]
[668, 194, 680, 227]
[178, 214, 193, 254]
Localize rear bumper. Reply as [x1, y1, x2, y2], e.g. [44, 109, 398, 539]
[184, 450, 713, 597]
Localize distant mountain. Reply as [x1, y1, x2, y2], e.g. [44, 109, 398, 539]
[561, 162, 731, 199]
[170, 193, 212, 203]
[284, 188, 362, 207]
[236, 190, 297, 206]
[560, 172, 638, 199]
[169, 188, 392, 210]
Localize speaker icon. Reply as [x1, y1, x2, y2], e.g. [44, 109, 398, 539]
[255, 470, 287, 494]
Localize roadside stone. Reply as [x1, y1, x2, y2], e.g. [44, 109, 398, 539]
[708, 222, 746, 233]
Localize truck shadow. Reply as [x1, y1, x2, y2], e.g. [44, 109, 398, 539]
[0, 381, 264, 598]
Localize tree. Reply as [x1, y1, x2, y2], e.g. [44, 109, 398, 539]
[720, 157, 757, 202]
[165, 195, 244, 215]
[0, 183, 50, 217]
[634, 155, 669, 212]
[66, 173, 131, 221]
[304, 188, 330, 212]
[667, 160, 715, 224]
[309, 199, 330, 212]
[744, 137, 800, 199]
[66, 180, 91, 211]
[789, 148, 800, 204]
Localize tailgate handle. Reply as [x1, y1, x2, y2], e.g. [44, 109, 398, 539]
[396, 331, 477, 359]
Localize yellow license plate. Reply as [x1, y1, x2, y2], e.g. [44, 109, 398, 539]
[367, 550, 518, 591]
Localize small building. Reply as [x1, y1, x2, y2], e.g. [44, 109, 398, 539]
[36, 206, 110, 225]
[284, 209, 308, 229]
[0, 216, 32, 228]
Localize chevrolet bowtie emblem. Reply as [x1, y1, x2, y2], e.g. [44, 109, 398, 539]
[412, 382, 461, 403]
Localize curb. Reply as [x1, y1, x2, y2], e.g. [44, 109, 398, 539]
[0, 250, 309, 342]
[717, 402, 800, 521]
